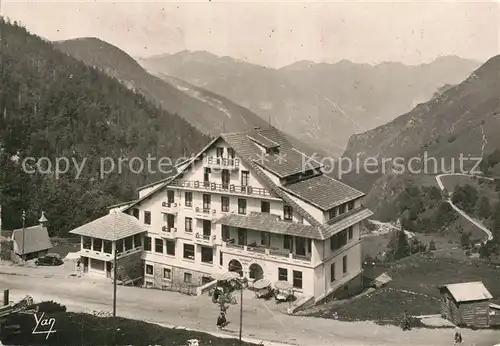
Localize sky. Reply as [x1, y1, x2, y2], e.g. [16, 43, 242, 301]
[1, 0, 499, 68]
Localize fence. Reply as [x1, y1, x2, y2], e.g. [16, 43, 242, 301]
[159, 281, 199, 296]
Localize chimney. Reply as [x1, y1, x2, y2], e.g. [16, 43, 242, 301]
[38, 211, 48, 227]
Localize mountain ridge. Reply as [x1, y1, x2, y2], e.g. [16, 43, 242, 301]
[141, 51, 481, 156]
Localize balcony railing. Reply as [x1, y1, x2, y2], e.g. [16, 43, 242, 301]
[222, 242, 312, 263]
[194, 206, 218, 220]
[161, 226, 178, 239]
[161, 201, 179, 214]
[169, 180, 272, 197]
[195, 232, 217, 246]
[206, 156, 240, 170]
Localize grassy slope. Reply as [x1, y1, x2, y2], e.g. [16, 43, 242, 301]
[307, 254, 500, 322]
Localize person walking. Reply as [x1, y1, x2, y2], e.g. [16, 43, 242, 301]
[453, 327, 463, 344]
[216, 311, 227, 329]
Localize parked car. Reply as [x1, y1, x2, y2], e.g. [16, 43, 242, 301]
[35, 253, 64, 266]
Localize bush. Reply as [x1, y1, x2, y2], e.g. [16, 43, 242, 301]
[428, 240, 437, 251]
[27, 301, 67, 313]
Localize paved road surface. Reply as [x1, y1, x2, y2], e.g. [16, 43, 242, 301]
[1, 266, 500, 346]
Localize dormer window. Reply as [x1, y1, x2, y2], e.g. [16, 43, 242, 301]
[266, 147, 279, 155]
[284, 205, 293, 221]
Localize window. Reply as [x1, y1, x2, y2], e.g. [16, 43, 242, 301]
[185, 217, 193, 233]
[201, 246, 213, 264]
[144, 236, 152, 251]
[203, 219, 212, 236]
[93, 238, 103, 251]
[283, 235, 293, 251]
[221, 196, 230, 212]
[261, 201, 270, 213]
[283, 205, 293, 221]
[116, 239, 123, 254]
[184, 272, 192, 283]
[330, 230, 348, 251]
[133, 234, 142, 248]
[145, 264, 153, 276]
[203, 194, 211, 211]
[83, 236, 91, 249]
[155, 238, 163, 253]
[167, 190, 175, 204]
[228, 148, 235, 159]
[330, 263, 336, 282]
[328, 208, 336, 220]
[183, 244, 195, 260]
[222, 225, 230, 241]
[124, 237, 133, 251]
[144, 211, 151, 225]
[278, 268, 288, 281]
[185, 192, 192, 207]
[132, 208, 139, 219]
[163, 268, 172, 280]
[292, 270, 302, 289]
[347, 201, 355, 211]
[165, 214, 175, 229]
[238, 199, 247, 214]
[241, 171, 250, 186]
[221, 169, 230, 188]
[204, 168, 211, 187]
[216, 147, 224, 157]
[103, 240, 112, 254]
[343, 255, 347, 274]
[261, 232, 270, 247]
[166, 240, 175, 256]
[338, 204, 346, 215]
[348, 226, 353, 240]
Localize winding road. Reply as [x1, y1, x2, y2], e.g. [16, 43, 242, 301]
[435, 173, 494, 242]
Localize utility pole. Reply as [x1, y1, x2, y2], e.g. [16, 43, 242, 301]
[112, 211, 117, 345]
[239, 280, 243, 343]
[21, 210, 25, 261]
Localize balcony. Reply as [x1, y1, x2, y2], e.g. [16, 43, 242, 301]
[169, 180, 272, 197]
[161, 201, 179, 214]
[222, 242, 312, 265]
[194, 232, 218, 246]
[161, 225, 178, 239]
[194, 206, 218, 220]
[205, 156, 240, 170]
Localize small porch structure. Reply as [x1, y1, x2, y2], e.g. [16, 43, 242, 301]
[70, 211, 144, 281]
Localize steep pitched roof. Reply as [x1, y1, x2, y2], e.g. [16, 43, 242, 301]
[281, 174, 364, 211]
[216, 212, 322, 239]
[12, 225, 52, 255]
[439, 281, 493, 303]
[69, 211, 144, 241]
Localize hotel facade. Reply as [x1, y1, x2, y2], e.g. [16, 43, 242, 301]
[70, 128, 372, 302]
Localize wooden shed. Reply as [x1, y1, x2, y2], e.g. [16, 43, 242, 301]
[438, 281, 493, 328]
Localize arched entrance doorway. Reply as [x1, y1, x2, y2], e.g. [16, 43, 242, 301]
[228, 259, 243, 277]
[249, 263, 264, 280]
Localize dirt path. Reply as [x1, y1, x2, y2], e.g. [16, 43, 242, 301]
[435, 173, 494, 242]
[2, 268, 500, 346]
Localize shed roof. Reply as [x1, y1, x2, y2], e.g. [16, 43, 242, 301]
[439, 281, 493, 303]
[69, 211, 145, 241]
[12, 225, 52, 255]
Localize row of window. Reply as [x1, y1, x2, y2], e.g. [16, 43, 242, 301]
[132, 195, 293, 224]
[328, 201, 356, 220]
[144, 263, 213, 285]
[277, 268, 303, 289]
[330, 226, 354, 251]
[82, 235, 142, 254]
[330, 255, 348, 283]
[144, 236, 214, 263]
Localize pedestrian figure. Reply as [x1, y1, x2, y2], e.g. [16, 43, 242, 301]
[216, 311, 226, 329]
[453, 327, 462, 344]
